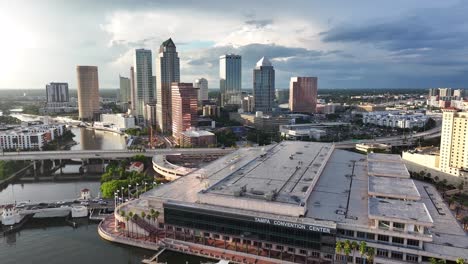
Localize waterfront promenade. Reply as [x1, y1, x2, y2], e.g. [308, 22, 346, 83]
[98, 215, 295, 264]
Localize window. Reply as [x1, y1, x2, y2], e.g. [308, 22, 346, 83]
[264, 243, 272, 248]
[203, 232, 210, 237]
[378, 221, 390, 230]
[393, 222, 405, 230]
[276, 245, 284, 250]
[376, 248, 388, 258]
[357, 231, 366, 238]
[378, 234, 389, 242]
[288, 247, 295, 253]
[213, 234, 220, 239]
[223, 236, 230, 240]
[344, 230, 355, 237]
[392, 237, 404, 244]
[299, 249, 307, 255]
[391, 251, 403, 260]
[175, 227, 182, 231]
[366, 233, 375, 240]
[407, 239, 420, 247]
[407, 254, 419, 262]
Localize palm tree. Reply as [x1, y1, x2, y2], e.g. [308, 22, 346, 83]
[359, 241, 367, 264]
[344, 240, 352, 263]
[125, 215, 130, 237]
[132, 214, 138, 239]
[351, 241, 358, 263]
[128, 212, 134, 238]
[462, 216, 468, 231]
[456, 258, 465, 264]
[335, 241, 343, 262]
[366, 248, 375, 264]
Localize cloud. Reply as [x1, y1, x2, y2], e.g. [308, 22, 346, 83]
[244, 19, 274, 28]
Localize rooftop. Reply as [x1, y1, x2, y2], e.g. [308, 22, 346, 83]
[368, 176, 420, 200]
[368, 197, 433, 225]
[204, 142, 333, 205]
[367, 153, 410, 178]
[256, 56, 272, 68]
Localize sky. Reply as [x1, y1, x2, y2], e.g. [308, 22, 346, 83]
[0, 0, 467, 89]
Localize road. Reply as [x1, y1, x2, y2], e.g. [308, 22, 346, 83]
[0, 148, 234, 161]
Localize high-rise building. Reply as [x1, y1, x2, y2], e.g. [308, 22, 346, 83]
[171, 83, 198, 143]
[130, 66, 136, 111]
[119, 76, 131, 104]
[156, 38, 180, 134]
[76, 66, 99, 121]
[289, 77, 318, 114]
[253, 57, 275, 113]
[453, 89, 464, 98]
[439, 88, 452, 97]
[275, 89, 289, 105]
[440, 109, 468, 179]
[428, 88, 439, 97]
[145, 102, 157, 127]
[241, 95, 254, 113]
[219, 54, 241, 106]
[194, 78, 208, 103]
[46, 82, 69, 103]
[134, 49, 154, 119]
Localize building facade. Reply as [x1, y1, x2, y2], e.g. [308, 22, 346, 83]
[289, 77, 317, 114]
[156, 38, 180, 134]
[440, 109, 468, 178]
[171, 83, 198, 143]
[134, 49, 154, 120]
[180, 129, 216, 147]
[100, 113, 136, 130]
[119, 76, 131, 109]
[194, 78, 208, 103]
[130, 66, 136, 112]
[253, 57, 275, 113]
[241, 95, 254, 113]
[46, 82, 69, 103]
[219, 54, 241, 107]
[76, 66, 100, 121]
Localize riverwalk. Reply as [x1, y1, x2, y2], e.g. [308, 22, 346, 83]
[98, 215, 294, 264]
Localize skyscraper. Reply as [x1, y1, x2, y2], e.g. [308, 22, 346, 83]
[130, 66, 136, 111]
[289, 77, 318, 114]
[134, 49, 154, 119]
[171, 82, 198, 142]
[46, 82, 69, 103]
[119, 76, 131, 104]
[156, 38, 180, 134]
[428, 88, 439, 97]
[194, 78, 208, 103]
[439, 88, 452, 97]
[440, 109, 468, 179]
[253, 57, 275, 113]
[76, 66, 99, 121]
[219, 54, 241, 107]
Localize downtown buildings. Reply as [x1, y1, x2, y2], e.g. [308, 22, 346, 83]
[119, 76, 131, 110]
[289, 77, 317, 114]
[219, 54, 242, 107]
[156, 38, 180, 134]
[134, 49, 154, 120]
[253, 57, 275, 113]
[171, 83, 198, 143]
[440, 109, 468, 178]
[76, 66, 100, 121]
[194, 77, 208, 103]
[46, 82, 69, 103]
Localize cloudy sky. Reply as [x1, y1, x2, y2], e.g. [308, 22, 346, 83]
[1, 0, 467, 89]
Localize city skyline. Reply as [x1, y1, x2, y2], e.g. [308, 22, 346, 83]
[1, 1, 468, 90]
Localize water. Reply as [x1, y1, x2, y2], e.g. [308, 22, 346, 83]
[0, 181, 101, 204]
[70, 127, 127, 150]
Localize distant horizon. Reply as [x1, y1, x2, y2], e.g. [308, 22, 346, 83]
[1, 1, 468, 89]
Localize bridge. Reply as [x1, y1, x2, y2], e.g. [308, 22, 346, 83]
[0, 148, 235, 161]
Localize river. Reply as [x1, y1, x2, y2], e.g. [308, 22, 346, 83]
[0, 114, 210, 263]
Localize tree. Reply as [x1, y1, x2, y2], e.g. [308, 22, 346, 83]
[335, 241, 343, 262]
[449, 197, 456, 208]
[359, 241, 367, 264]
[366, 248, 375, 264]
[458, 182, 464, 192]
[343, 240, 351, 263]
[456, 258, 465, 264]
[462, 216, 468, 231]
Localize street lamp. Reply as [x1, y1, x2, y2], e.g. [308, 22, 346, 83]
[128, 184, 131, 200]
[135, 183, 139, 198]
[121, 187, 124, 202]
[144, 182, 147, 192]
[116, 190, 120, 205]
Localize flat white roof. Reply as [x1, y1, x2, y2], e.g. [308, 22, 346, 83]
[368, 176, 420, 200]
[368, 197, 433, 225]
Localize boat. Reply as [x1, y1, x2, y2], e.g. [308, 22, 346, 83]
[71, 206, 88, 218]
[32, 207, 71, 218]
[0, 205, 24, 225]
